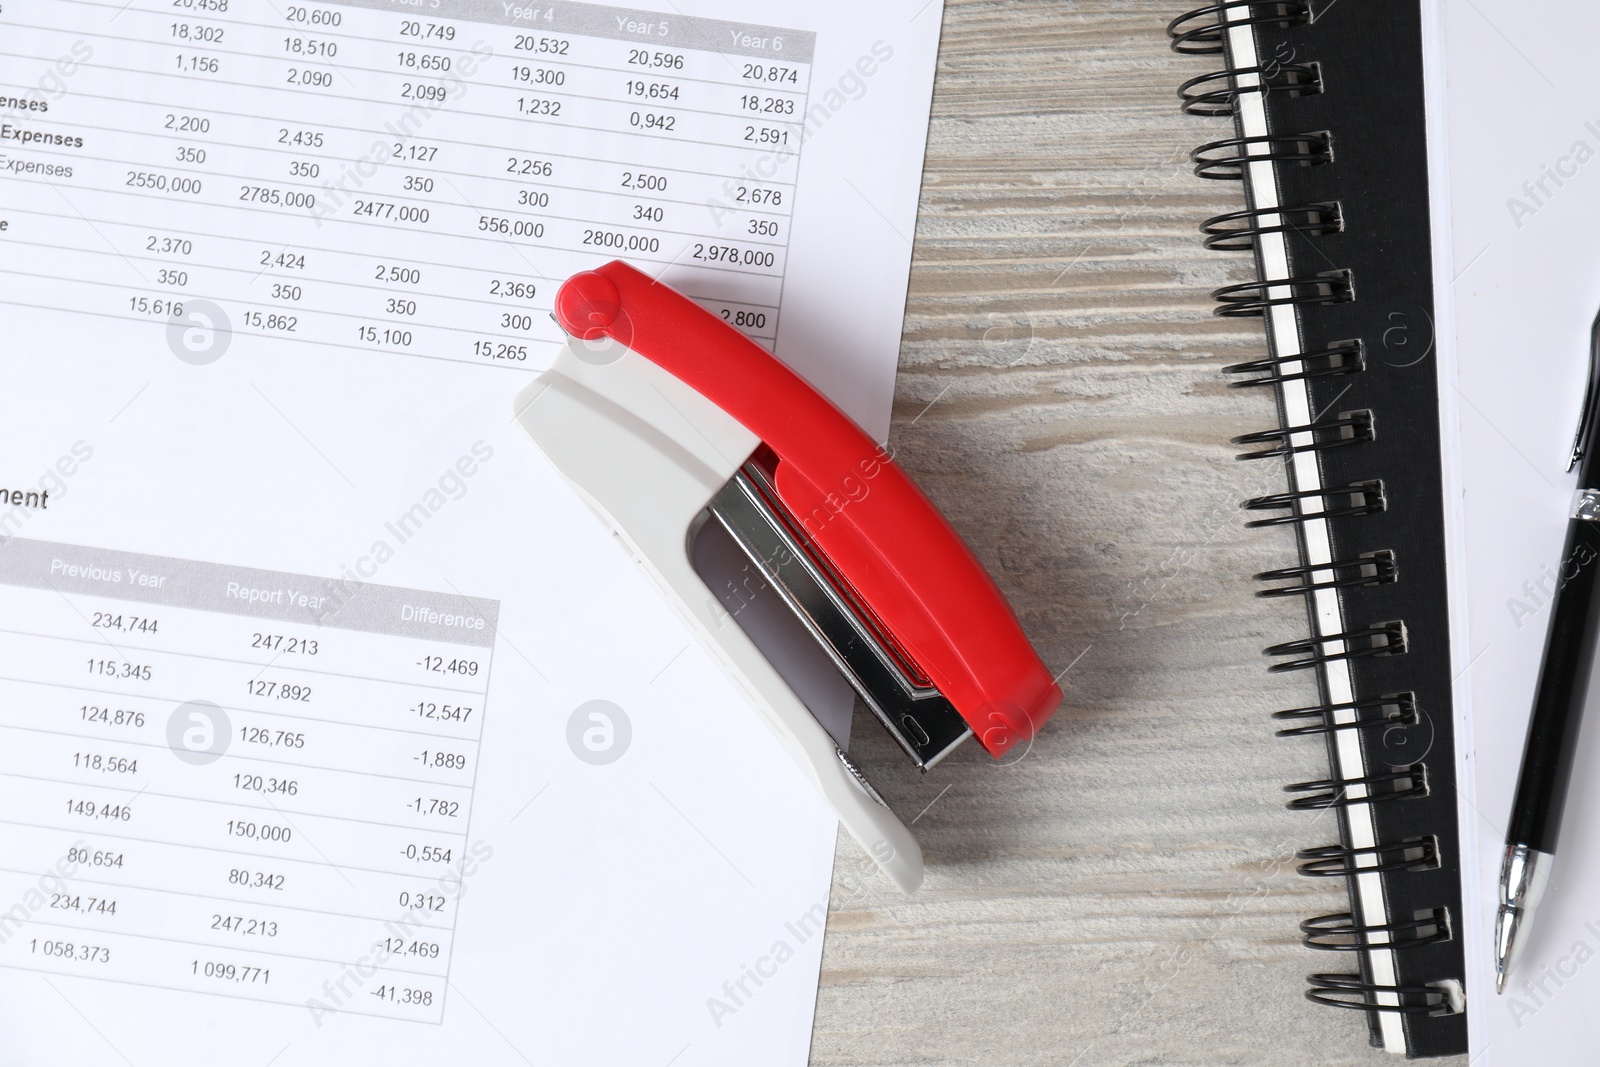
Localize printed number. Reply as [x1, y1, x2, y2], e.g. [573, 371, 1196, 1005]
[376, 264, 421, 284]
[473, 341, 527, 361]
[506, 157, 553, 177]
[285, 6, 341, 26]
[488, 279, 536, 299]
[741, 95, 795, 115]
[628, 111, 674, 132]
[516, 97, 561, 117]
[721, 309, 768, 330]
[582, 229, 660, 253]
[512, 65, 564, 85]
[401, 21, 456, 41]
[693, 243, 776, 268]
[358, 326, 412, 347]
[741, 64, 800, 84]
[744, 125, 789, 146]
[418, 655, 478, 676]
[627, 49, 682, 69]
[241, 311, 298, 332]
[735, 186, 781, 206]
[402, 82, 447, 103]
[477, 216, 544, 239]
[513, 35, 567, 54]
[250, 633, 318, 654]
[166, 113, 212, 134]
[621, 171, 666, 191]
[286, 67, 333, 88]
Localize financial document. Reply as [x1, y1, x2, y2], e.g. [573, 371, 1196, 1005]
[0, 539, 501, 1023]
[0, 0, 946, 1062]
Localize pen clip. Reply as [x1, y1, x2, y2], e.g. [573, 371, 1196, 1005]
[1569, 308, 1600, 473]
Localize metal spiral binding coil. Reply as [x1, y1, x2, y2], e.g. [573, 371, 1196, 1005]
[1226, 339, 1363, 387]
[1242, 480, 1386, 528]
[1204, 202, 1344, 251]
[1254, 550, 1397, 598]
[1272, 693, 1417, 738]
[1263, 621, 1407, 673]
[1231, 409, 1373, 460]
[1284, 765, 1428, 810]
[1305, 973, 1456, 1016]
[1296, 838, 1438, 878]
[1165, 1, 1310, 56]
[1191, 131, 1333, 179]
[1170, 1, 1455, 1021]
[1178, 62, 1322, 116]
[1212, 270, 1352, 316]
[1301, 910, 1451, 951]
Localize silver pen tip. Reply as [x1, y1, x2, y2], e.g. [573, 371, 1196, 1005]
[1494, 903, 1518, 995]
[1496, 845, 1553, 996]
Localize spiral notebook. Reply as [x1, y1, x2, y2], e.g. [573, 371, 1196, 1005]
[1167, 1, 1468, 1057]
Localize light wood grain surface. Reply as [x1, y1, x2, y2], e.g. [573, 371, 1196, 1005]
[808, 3, 1470, 1064]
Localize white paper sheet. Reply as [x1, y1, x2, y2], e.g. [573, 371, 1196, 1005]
[0, 0, 945, 1062]
[1432, 0, 1600, 1059]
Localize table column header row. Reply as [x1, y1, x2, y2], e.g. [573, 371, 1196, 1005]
[327, 0, 816, 62]
[0, 537, 499, 647]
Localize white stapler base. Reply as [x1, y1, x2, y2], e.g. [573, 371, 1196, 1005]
[515, 337, 924, 892]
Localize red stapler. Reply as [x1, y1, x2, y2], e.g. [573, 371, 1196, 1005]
[515, 261, 1060, 891]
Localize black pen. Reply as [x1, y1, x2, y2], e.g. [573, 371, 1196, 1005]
[1496, 309, 1600, 994]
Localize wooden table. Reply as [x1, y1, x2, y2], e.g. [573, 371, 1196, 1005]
[810, 3, 1469, 1063]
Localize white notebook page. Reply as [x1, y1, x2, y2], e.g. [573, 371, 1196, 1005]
[1433, 0, 1600, 1059]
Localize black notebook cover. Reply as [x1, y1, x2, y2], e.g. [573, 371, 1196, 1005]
[1169, 0, 1467, 1057]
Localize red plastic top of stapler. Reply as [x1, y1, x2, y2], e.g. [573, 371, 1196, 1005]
[555, 261, 1061, 757]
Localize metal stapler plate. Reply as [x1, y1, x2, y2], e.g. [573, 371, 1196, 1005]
[702, 463, 972, 770]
